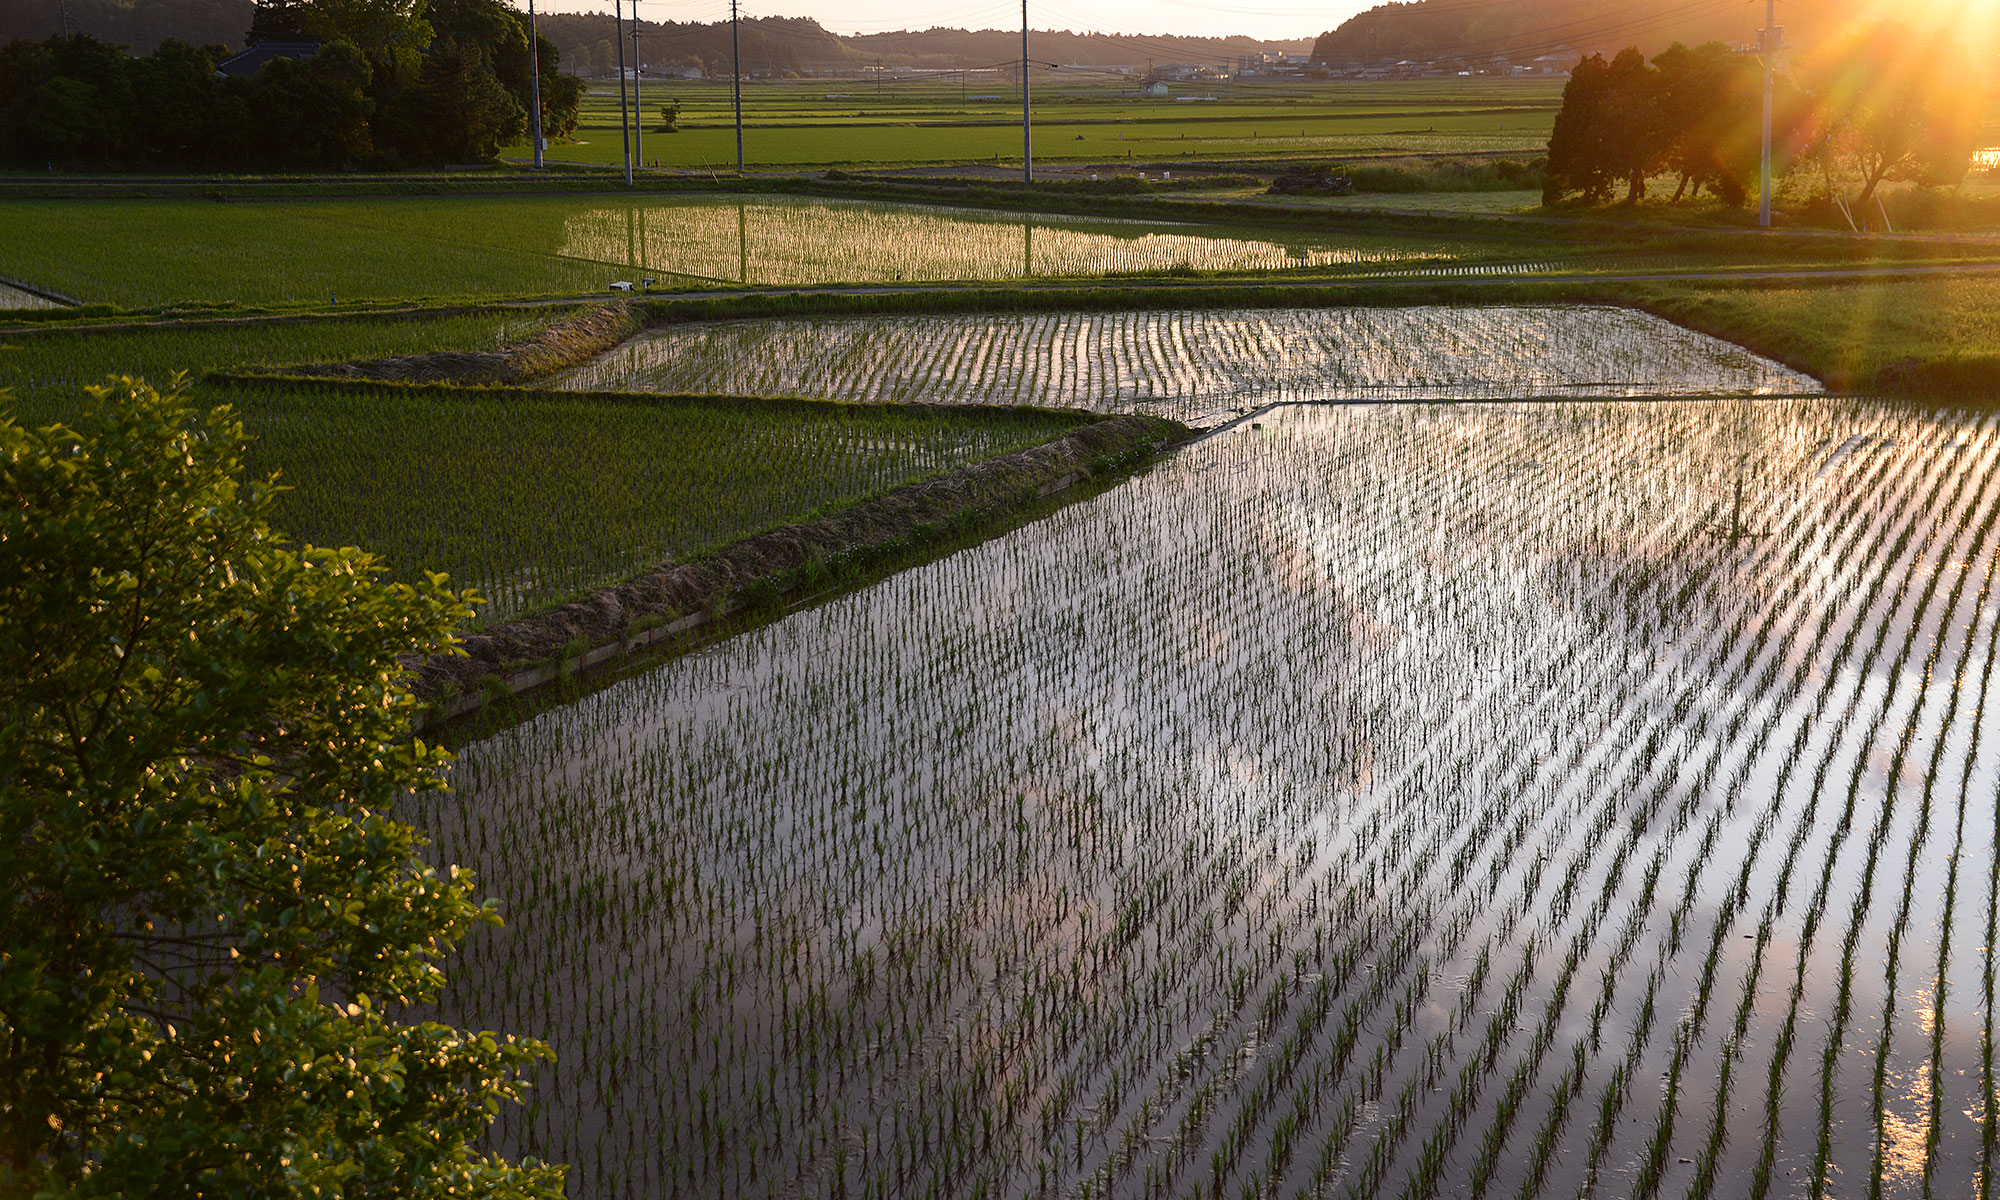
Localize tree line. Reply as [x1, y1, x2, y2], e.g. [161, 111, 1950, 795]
[1, 0, 255, 57]
[0, 0, 586, 170]
[1543, 26, 1981, 211]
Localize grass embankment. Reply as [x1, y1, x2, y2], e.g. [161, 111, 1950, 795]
[1632, 274, 2000, 396]
[0, 308, 572, 396]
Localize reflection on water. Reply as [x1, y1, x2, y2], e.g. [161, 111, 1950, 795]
[557, 195, 1465, 284]
[0, 281, 59, 310]
[557, 304, 1824, 425]
[418, 395, 2000, 1199]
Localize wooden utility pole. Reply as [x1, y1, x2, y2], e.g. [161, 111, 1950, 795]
[632, 20, 643, 170]
[529, 0, 545, 170]
[1021, 0, 1031, 182]
[1759, 0, 1776, 228]
[614, 0, 632, 185]
[732, 0, 744, 174]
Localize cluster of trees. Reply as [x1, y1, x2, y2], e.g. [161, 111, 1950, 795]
[1543, 26, 1981, 210]
[0, 0, 255, 56]
[0, 0, 586, 169]
[1, 380, 560, 1196]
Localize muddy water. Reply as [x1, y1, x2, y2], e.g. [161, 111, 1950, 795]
[410, 390, 2000, 1199]
[557, 305, 1824, 426]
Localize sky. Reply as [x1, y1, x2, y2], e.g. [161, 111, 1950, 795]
[526, 0, 1368, 43]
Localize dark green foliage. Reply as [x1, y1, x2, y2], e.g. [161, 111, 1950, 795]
[1544, 29, 1976, 211]
[0, 32, 373, 169]
[0, 378, 562, 1196]
[378, 32, 523, 164]
[1543, 48, 1668, 205]
[0, 0, 582, 170]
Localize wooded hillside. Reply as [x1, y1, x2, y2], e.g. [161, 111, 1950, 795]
[1310, 0, 1844, 63]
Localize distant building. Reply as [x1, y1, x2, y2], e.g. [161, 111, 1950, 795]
[219, 0, 320, 78]
[1529, 48, 1582, 76]
[215, 36, 320, 79]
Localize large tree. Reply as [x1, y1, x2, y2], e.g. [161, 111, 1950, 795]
[1801, 23, 1980, 209]
[1652, 41, 1762, 207]
[1543, 48, 1668, 205]
[0, 379, 562, 1197]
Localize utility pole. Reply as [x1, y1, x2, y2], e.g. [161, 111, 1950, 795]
[632, 19, 643, 171]
[1759, 0, 1776, 229]
[614, 0, 633, 186]
[529, 0, 545, 170]
[732, 0, 745, 174]
[1021, 0, 1031, 183]
[57, 0, 72, 37]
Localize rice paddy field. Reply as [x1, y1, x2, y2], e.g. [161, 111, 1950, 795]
[522, 78, 1559, 171]
[553, 197, 1475, 286]
[401, 307, 2000, 1198]
[0, 194, 1511, 308]
[224, 382, 1084, 623]
[557, 306, 1822, 425]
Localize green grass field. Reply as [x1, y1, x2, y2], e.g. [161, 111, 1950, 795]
[520, 78, 1560, 170]
[1638, 273, 2000, 394]
[0, 309, 567, 396]
[201, 380, 1086, 623]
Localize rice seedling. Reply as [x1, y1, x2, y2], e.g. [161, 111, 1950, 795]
[357, 306, 2000, 1199]
[562, 305, 1822, 427]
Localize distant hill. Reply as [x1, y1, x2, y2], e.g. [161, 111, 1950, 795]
[484, 13, 1308, 77]
[4, 3, 1305, 75]
[2, 0, 255, 54]
[1310, 0, 1848, 65]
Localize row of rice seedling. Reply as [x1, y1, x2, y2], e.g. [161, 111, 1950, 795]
[553, 196, 1468, 287]
[405, 365, 1999, 1198]
[561, 306, 1821, 426]
[191, 381, 1080, 625]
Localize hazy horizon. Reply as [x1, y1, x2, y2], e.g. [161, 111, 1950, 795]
[519, 0, 1996, 54]
[523, 0, 1354, 43]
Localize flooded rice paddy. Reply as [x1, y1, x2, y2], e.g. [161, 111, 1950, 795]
[557, 306, 1821, 425]
[557, 196, 1475, 285]
[0, 280, 60, 309]
[417, 366, 2000, 1198]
